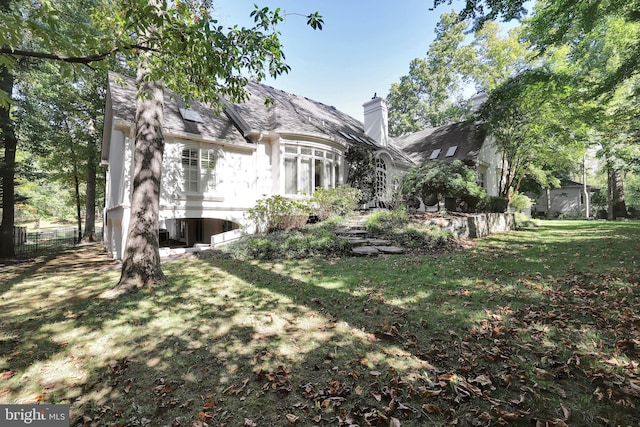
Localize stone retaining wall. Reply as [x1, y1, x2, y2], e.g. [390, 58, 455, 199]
[426, 213, 515, 239]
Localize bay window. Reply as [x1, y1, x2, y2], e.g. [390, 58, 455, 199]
[284, 145, 340, 195]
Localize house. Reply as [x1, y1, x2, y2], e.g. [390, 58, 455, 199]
[530, 179, 597, 218]
[101, 73, 412, 259]
[101, 75, 503, 259]
[392, 92, 504, 210]
[393, 121, 503, 199]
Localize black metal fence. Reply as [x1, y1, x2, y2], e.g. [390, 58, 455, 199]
[14, 226, 103, 257]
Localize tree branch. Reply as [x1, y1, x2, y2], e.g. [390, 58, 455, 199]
[0, 44, 157, 64]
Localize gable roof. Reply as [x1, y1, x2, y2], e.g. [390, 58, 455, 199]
[393, 122, 487, 167]
[559, 179, 599, 190]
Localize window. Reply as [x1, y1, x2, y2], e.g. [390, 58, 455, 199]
[429, 149, 441, 160]
[182, 148, 199, 192]
[181, 147, 217, 193]
[200, 149, 217, 192]
[477, 165, 487, 189]
[284, 145, 340, 195]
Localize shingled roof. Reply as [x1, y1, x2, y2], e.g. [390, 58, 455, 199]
[106, 73, 413, 160]
[227, 82, 368, 141]
[107, 73, 248, 146]
[393, 122, 487, 167]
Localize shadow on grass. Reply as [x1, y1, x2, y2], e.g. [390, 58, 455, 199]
[0, 221, 638, 426]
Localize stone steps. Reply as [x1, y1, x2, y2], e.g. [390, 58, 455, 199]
[335, 218, 405, 256]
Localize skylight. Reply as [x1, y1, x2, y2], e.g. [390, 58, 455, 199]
[429, 149, 441, 159]
[179, 107, 204, 123]
[445, 146, 458, 157]
[338, 130, 355, 141]
[353, 135, 368, 144]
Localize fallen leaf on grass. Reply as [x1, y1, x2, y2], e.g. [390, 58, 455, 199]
[286, 413, 299, 423]
[422, 403, 442, 414]
[0, 370, 16, 380]
[416, 387, 442, 397]
[560, 403, 570, 420]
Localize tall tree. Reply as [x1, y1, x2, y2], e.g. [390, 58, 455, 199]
[432, 0, 639, 90]
[0, 1, 322, 290]
[478, 67, 585, 199]
[433, 0, 639, 214]
[0, 0, 17, 258]
[471, 22, 530, 92]
[387, 11, 530, 137]
[387, 11, 476, 136]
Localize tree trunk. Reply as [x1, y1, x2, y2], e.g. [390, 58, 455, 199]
[82, 138, 97, 242]
[608, 168, 626, 219]
[115, 58, 166, 293]
[74, 167, 82, 240]
[0, 19, 16, 259]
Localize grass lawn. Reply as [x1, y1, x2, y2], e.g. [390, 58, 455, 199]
[0, 220, 638, 426]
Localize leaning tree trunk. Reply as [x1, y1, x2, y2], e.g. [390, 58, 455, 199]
[115, 58, 166, 292]
[0, 43, 16, 259]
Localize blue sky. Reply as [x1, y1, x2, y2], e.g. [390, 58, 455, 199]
[213, 0, 471, 121]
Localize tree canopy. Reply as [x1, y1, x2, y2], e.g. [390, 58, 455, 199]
[418, 0, 639, 210]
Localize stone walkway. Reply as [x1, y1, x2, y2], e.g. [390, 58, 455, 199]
[335, 213, 406, 256]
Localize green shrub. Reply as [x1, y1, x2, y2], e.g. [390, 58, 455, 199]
[479, 196, 509, 213]
[246, 238, 276, 259]
[514, 211, 537, 228]
[312, 186, 363, 221]
[364, 206, 409, 232]
[248, 195, 312, 233]
[509, 192, 533, 210]
[317, 215, 344, 229]
[215, 225, 353, 260]
[400, 160, 486, 211]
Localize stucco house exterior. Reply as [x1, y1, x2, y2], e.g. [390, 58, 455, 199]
[101, 75, 504, 259]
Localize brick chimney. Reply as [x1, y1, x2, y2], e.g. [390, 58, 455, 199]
[363, 95, 389, 147]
